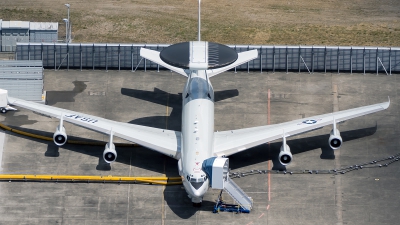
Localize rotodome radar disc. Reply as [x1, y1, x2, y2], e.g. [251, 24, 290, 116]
[160, 41, 238, 69]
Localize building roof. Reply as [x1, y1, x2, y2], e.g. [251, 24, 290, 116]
[29, 22, 58, 31]
[1, 21, 30, 29]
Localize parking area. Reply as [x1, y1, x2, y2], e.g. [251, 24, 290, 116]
[0, 69, 399, 224]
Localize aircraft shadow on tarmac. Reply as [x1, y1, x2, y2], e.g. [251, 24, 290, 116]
[7, 124, 377, 172]
[121, 87, 239, 131]
[228, 125, 378, 171]
[1, 111, 38, 127]
[5, 124, 377, 218]
[3, 87, 378, 218]
[46, 80, 88, 105]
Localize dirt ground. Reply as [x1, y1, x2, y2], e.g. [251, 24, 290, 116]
[1, 0, 400, 46]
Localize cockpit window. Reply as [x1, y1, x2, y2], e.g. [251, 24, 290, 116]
[188, 176, 205, 190]
[190, 177, 204, 182]
[188, 77, 211, 100]
[190, 181, 204, 190]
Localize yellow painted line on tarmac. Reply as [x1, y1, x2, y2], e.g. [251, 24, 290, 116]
[0, 120, 182, 186]
[0, 174, 182, 185]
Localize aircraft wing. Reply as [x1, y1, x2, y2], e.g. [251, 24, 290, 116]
[140, 48, 189, 77]
[6, 96, 181, 159]
[213, 98, 390, 157]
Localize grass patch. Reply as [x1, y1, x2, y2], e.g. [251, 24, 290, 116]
[1, 0, 399, 46]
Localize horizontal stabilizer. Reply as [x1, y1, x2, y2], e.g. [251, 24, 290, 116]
[206, 49, 258, 77]
[140, 48, 189, 77]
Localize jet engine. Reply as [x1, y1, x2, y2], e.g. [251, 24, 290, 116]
[279, 143, 293, 166]
[103, 143, 117, 163]
[329, 129, 342, 150]
[53, 125, 67, 146]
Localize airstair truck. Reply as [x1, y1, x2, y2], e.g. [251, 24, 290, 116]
[202, 157, 253, 213]
[0, 90, 16, 113]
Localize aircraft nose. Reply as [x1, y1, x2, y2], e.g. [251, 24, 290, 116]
[191, 187, 204, 197]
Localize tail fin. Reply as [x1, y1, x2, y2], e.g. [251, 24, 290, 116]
[206, 49, 258, 78]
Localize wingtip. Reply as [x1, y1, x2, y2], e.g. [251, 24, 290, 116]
[383, 96, 390, 109]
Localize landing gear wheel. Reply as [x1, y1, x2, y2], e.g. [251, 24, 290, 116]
[192, 202, 202, 207]
[0, 108, 7, 114]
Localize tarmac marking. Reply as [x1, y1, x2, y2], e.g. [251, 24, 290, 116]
[126, 149, 133, 225]
[0, 130, 5, 173]
[161, 159, 166, 225]
[332, 83, 343, 225]
[267, 89, 271, 202]
[162, 91, 170, 224]
[165, 93, 170, 129]
[261, 89, 271, 224]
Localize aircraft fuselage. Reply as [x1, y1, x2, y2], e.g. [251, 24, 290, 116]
[180, 69, 214, 203]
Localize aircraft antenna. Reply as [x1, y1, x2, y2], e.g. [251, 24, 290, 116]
[198, 0, 201, 41]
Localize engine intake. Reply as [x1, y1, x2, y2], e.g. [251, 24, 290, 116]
[329, 129, 342, 150]
[279, 144, 293, 166]
[103, 143, 117, 163]
[53, 125, 67, 146]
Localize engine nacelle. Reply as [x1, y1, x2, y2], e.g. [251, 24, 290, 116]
[103, 143, 117, 163]
[329, 129, 342, 150]
[53, 125, 67, 146]
[279, 144, 293, 166]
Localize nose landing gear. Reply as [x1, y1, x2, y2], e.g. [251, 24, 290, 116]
[192, 202, 202, 207]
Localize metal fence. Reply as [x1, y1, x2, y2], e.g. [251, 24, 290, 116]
[15, 43, 400, 74]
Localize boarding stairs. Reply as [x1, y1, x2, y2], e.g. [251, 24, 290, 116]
[202, 157, 253, 211]
[223, 177, 253, 211]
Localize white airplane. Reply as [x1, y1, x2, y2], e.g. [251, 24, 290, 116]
[0, 0, 390, 208]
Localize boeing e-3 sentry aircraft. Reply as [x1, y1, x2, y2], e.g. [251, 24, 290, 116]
[0, 0, 390, 209]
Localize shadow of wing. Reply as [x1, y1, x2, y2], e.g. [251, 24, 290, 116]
[228, 126, 377, 170]
[121, 87, 181, 106]
[6, 125, 177, 173]
[214, 89, 239, 102]
[46, 81, 88, 105]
